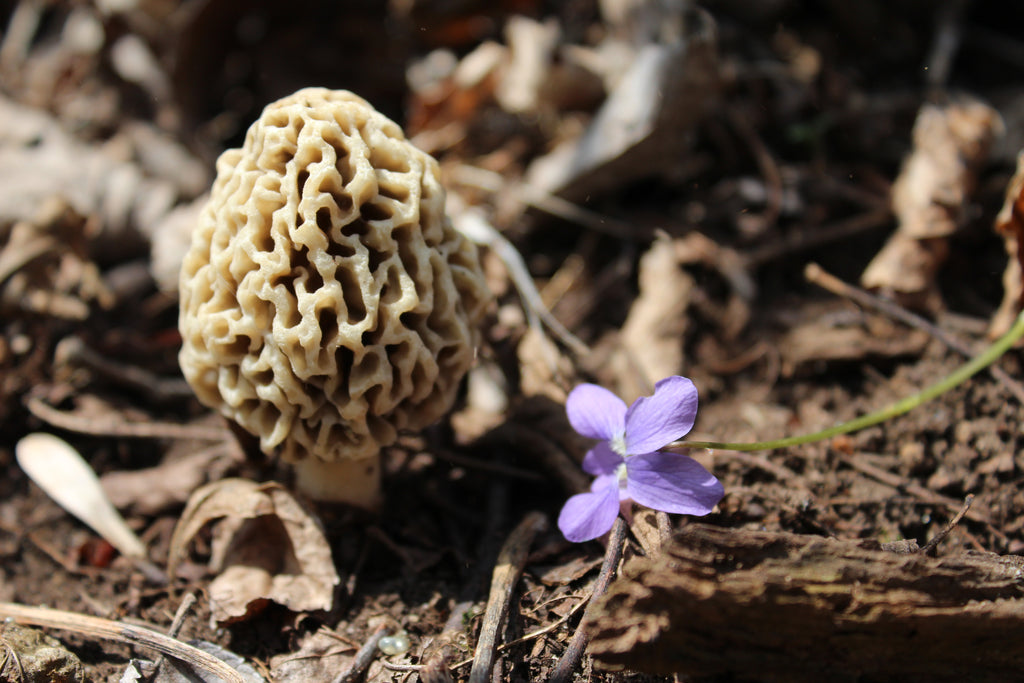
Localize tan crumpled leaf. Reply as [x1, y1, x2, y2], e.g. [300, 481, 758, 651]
[861, 96, 1002, 306]
[777, 312, 930, 376]
[523, 8, 719, 202]
[517, 326, 572, 403]
[168, 479, 339, 624]
[611, 234, 694, 403]
[990, 150, 1024, 337]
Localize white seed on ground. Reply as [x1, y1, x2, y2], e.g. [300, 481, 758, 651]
[378, 630, 410, 656]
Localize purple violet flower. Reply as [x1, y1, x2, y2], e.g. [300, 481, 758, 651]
[558, 376, 725, 542]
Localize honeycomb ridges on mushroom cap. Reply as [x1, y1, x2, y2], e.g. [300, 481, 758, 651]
[179, 88, 489, 469]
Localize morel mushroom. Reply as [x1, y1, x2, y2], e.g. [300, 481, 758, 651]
[179, 88, 489, 507]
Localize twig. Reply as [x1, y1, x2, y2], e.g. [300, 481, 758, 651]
[56, 336, 195, 403]
[921, 494, 975, 555]
[924, 0, 970, 88]
[0, 0, 42, 71]
[480, 423, 590, 497]
[150, 592, 198, 678]
[726, 109, 784, 229]
[451, 204, 590, 357]
[330, 624, 388, 683]
[805, 262, 1024, 404]
[838, 454, 1006, 546]
[0, 633, 25, 682]
[166, 593, 197, 639]
[381, 660, 423, 672]
[0, 602, 247, 683]
[420, 477, 509, 682]
[0, 234, 53, 286]
[26, 396, 227, 441]
[450, 164, 642, 242]
[547, 517, 628, 683]
[432, 448, 545, 481]
[468, 511, 548, 683]
[745, 209, 892, 266]
[718, 449, 800, 484]
[418, 599, 590, 677]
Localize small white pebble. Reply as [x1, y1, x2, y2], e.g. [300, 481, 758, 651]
[378, 630, 410, 656]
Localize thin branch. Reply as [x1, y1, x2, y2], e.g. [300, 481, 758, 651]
[921, 494, 974, 555]
[26, 396, 226, 441]
[330, 624, 388, 683]
[547, 517, 628, 683]
[468, 511, 548, 683]
[0, 602, 247, 683]
[805, 262, 1024, 404]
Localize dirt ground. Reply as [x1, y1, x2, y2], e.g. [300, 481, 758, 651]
[2, 1, 1024, 682]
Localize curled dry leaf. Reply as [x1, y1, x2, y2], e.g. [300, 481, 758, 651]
[524, 8, 719, 202]
[861, 96, 1002, 306]
[610, 234, 693, 403]
[517, 326, 572, 403]
[989, 150, 1024, 337]
[15, 432, 146, 558]
[167, 479, 339, 625]
[775, 304, 930, 376]
[0, 198, 113, 320]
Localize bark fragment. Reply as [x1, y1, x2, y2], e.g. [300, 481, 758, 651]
[587, 523, 1024, 682]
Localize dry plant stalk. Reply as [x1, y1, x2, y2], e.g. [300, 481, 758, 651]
[0, 603, 247, 683]
[587, 524, 1024, 682]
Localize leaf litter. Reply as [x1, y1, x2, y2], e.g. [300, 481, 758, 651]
[2, 1, 1024, 681]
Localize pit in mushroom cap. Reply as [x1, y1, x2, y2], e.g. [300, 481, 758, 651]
[178, 88, 490, 507]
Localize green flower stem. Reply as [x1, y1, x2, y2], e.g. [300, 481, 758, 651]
[673, 311, 1024, 453]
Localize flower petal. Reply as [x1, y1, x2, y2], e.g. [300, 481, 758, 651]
[623, 376, 698, 454]
[566, 383, 627, 440]
[582, 441, 624, 476]
[557, 475, 621, 542]
[625, 451, 723, 515]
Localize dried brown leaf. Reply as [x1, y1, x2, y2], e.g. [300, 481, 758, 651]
[611, 235, 693, 402]
[168, 479, 339, 625]
[523, 10, 719, 202]
[777, 309, 930, 375]
[990, 150, 1024, 337]
[536, 555, 603, 586]
[861, 96, 1001, 304]
[517, 326, 572, 402]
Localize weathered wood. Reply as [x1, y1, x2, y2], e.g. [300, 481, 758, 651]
[586, 524, 1024, 682]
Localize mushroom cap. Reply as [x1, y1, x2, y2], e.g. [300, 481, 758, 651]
[179, 88, 489, 472]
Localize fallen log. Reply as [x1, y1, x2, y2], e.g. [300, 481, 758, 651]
[586, 524, 1024, 682]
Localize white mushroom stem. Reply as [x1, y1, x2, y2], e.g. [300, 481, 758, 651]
[292, 455, 382, 509]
